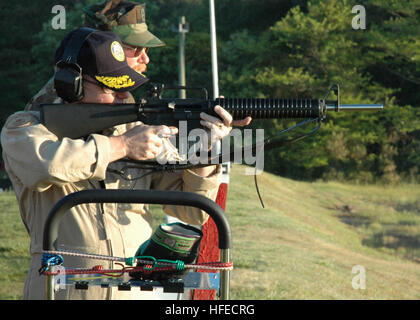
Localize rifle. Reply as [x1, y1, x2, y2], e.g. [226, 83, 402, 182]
[41, 84, 382, 139]
[40, 84, 383, 207]
[40, 83, 383, 168]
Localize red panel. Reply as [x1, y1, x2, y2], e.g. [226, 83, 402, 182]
[192, 183, 228, 300]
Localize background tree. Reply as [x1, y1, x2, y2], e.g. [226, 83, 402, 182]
[1, 0, 418, 183]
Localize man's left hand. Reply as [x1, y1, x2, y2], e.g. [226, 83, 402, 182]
[199, 104, 252, 146]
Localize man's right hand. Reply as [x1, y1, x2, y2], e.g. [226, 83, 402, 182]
[108, 124, 178, 162]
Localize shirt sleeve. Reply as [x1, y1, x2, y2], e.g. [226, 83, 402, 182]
[1, 111, 111, 191]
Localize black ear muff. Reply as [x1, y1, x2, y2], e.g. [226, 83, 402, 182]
[54, 61, 84, 102]
[54, 27, 96, 102]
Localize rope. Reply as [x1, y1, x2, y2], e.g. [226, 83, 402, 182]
[43, 261, 234, 277]
[41, 250, 233, 277]
[43, 250, 126, 263]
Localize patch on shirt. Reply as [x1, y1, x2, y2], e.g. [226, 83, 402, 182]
[5, 113, 37, 129]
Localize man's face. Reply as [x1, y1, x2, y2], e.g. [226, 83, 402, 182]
[81, 76, 130, 104]
[122, 43, 150, 74]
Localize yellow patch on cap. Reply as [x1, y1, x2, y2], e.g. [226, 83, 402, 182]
[110, 41, 125, 62]
[95, 75, 135, 89]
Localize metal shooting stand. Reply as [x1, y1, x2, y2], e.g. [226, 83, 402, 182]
[42, 189, 232, 300]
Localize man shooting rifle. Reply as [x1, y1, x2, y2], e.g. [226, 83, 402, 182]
[0, 27, 250, 300]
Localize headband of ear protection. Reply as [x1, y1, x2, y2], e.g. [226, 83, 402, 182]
[54, 27, 97, 102]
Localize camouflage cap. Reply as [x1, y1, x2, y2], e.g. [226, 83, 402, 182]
[83, 1, 165, 48]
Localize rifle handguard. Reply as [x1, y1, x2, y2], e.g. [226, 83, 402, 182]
[212, 98, 324, 119]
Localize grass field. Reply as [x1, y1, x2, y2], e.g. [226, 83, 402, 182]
[0, 164, 419, 299]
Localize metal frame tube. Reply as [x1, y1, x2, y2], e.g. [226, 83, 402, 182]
[219, 249, 231, 300]
[45, 275, 55, 300]
[42, 189, 232, 300]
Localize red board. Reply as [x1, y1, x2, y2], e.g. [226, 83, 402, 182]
[192, 182, 228, 300]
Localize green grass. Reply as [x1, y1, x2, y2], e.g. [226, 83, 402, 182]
[0, 164, 419, 299]
[227, 165, 420, 299]
[0, 191, 30, 299]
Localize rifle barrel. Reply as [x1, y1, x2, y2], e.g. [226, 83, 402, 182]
[327, 104, 384, 111]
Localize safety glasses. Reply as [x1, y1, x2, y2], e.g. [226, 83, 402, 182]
[122, 44, 148, 58]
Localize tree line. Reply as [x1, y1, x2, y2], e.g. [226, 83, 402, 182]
[1, 0, 419, 183]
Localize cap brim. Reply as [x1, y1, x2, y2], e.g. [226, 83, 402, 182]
[112, 23, 165, 48]
[94, 66, 149, 92]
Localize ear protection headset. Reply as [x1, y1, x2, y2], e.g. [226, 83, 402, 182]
[54, 27, 97, 102]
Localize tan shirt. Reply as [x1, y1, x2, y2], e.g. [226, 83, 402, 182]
[24, 77, 60, 112]
[1, 110, 221, 300]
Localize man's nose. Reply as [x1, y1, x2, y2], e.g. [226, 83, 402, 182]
[138, 50, 150, 65]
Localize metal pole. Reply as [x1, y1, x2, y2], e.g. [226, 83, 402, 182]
[46, 275, 55, 300]
[209, 0, 221, 156]
[209, 1, 231, 301]
[219, 249, 231, 300]
[179, 16, 186, 98]
[173, 16, 189, 99]
[209, 0, 219, 98]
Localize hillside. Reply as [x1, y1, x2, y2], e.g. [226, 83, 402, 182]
[226, 164, 420, 299]
[0, 164, 419, 299]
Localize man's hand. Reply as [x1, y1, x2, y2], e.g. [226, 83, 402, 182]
[200, 104, 252, 147]
[192, 103, 252, 177]
[108, 124, 178, 162]
[108, 104, 252, 176]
